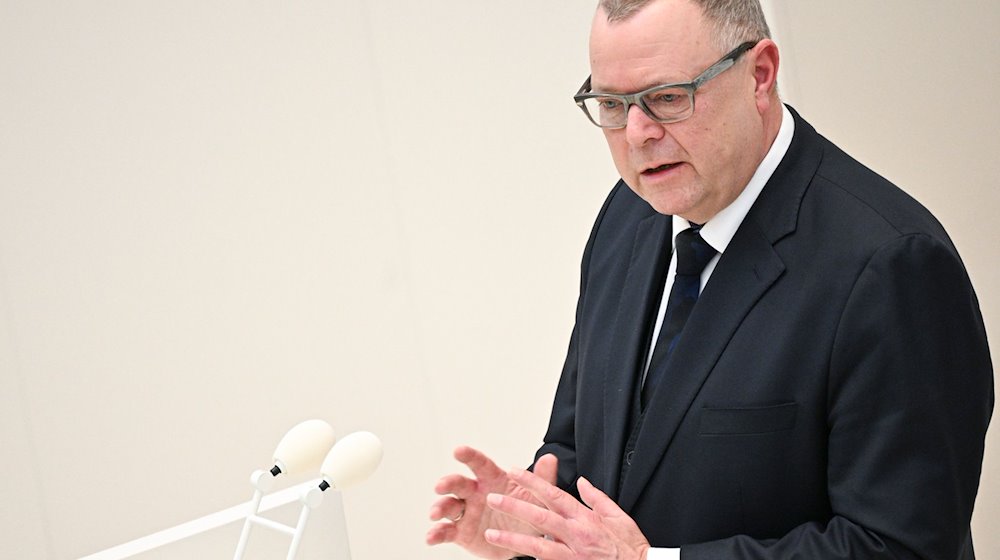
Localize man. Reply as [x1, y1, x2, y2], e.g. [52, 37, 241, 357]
[427, 0, 994, 558]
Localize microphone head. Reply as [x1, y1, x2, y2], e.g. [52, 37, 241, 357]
[272, 419, 336, 476]
[320, 431, 383, 490]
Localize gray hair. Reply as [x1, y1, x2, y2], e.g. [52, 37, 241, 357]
[599, 0, 772, 53]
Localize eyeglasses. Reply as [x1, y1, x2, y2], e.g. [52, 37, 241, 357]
[573, 41, 758, 129]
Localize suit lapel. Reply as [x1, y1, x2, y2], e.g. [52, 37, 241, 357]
[616, 106, 825, 511]
[599, 212, 672, 500]
[617, 224, 785, 510]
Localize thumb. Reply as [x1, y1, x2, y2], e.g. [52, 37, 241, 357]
[577, 476, 627, 518]
[533, 453, 559, 487]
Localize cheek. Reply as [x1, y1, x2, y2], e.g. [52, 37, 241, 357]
[684, 122, 740, 178]
[673, 129, 714, 174]
[604, 134, 635, 176]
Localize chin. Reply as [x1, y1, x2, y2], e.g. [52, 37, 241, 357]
[638, 189, 694, 218]
[627, 177, 699, 218]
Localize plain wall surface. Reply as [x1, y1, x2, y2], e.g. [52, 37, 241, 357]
[1, 1, 996, 559]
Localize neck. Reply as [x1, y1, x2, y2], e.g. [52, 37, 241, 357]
[761, 95, 784, 152]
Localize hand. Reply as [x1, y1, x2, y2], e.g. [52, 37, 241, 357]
[427, 446, 559, 559]
[484, 468, 650, 560]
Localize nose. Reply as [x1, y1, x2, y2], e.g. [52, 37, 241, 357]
[624, 103, 666, 147]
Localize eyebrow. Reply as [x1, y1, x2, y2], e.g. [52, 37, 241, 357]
[591, 66, 700, 94]
[589, 43, 751, 95]
[591, 78, 684, 95]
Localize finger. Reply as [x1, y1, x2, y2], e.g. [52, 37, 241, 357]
[455, 445, 506, 482]
[484, 528, 569, 560]
[577, 476, 626, 518]
[425, 521, 459, 546]
[428, 496, 465, 521]
[509, 467, 586, 519]
[487, 492, 569, 539]
[533, 453, 559, 486]
[434, 473, 477, 498]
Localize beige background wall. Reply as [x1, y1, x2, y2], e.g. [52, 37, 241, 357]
[0, 1, 995, 559]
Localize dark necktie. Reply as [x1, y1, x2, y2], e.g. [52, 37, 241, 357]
[641, 227, 717, 408]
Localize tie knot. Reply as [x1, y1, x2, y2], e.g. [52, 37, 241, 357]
[674, 227, 717, 276]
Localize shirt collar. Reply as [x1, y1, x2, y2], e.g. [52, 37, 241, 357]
[672, 104, 795, 253]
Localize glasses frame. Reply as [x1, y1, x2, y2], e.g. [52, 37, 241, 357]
[573, 40, 759, 129]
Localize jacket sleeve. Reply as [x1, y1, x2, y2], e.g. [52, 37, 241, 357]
[532, 183, 625, 495]
[682, 233, 994, 560]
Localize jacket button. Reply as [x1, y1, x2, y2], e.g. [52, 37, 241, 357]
[624, 450, 635, 465]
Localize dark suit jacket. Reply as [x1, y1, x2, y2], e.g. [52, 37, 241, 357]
[535, 108, 993, 559]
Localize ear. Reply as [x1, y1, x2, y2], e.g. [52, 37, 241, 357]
[750, 39, 780, 114]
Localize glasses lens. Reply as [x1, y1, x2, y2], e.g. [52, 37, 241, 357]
[582, 96, 628, 128]
[580, 86, 694, 128]
[641, 86, 693, 122]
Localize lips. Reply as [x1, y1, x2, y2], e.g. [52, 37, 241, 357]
[642, 162, 680, 175]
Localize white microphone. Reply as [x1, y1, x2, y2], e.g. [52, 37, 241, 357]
[318, 431, 383, 491]
[270, 419, 337, 477]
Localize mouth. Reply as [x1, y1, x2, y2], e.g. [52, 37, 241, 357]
[641, 162, 681, 176]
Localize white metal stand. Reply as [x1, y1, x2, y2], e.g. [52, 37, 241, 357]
[233, 470, 327, 560]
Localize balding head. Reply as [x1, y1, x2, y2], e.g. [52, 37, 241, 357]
[598, 0, 772, 55]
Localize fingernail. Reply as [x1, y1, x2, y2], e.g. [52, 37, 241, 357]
[485, 529, 499, 541]
[486, 493, 501, 506]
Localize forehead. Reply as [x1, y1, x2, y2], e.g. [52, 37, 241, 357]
[589, 0, 718, 92]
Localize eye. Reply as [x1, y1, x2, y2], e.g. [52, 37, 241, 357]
[596, 97, 623, 110]
[650, 92, 682, 105]
[644, 88, 689, 118]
